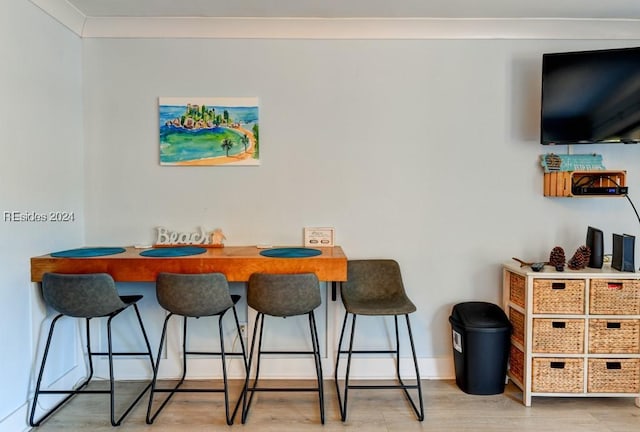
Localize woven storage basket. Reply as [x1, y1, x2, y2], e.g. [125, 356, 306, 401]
[588, 319, 640, 354]
[509, 272, 526, 308]
[532, 357, 584, 393]
[587, 358, 640, 393]
[532, 319, 585, 353]
[533, 279, 585, 314]
[509, 345, 524, 384]
[589, 280, 640, 315]
[509, 307, 525, 346]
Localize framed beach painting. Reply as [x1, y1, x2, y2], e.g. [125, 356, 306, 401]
[159, 97, 259, 166]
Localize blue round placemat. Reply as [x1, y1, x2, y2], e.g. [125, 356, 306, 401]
[259, 247, 322, 258]
[140, 246, 207, 257]
[50, 247, 126, 258]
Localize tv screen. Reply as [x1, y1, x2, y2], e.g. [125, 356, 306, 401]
[540, 47, 640, 145]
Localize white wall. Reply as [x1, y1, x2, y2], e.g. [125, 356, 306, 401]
[82, 37, 640, 363]
[0, 1, 83, 430]
[3, 6, 640, 429]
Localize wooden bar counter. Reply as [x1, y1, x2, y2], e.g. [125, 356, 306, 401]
[31, 246, 347, 283]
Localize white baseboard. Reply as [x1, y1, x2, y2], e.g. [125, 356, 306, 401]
[15, 363, 87, 431]
[0, 402, 30, 432]
[89, 355, 454, 381]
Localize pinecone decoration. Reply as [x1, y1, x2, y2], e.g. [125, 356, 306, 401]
[568, 245, 591, 270]
[549, 246, 566, 271]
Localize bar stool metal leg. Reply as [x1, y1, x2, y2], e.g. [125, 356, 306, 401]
[401, 314, 424, 420]
[335, 311, 424, 422]
[147, 305, 247, 425]
[30, 304, 155, 427]
[107, 303, 155, 426]
[241, 312, 265, 423]
[29, 315, 91, 427]
[335, 259, 425, 422]
[242, 311, 325, 424]
[242, 272, 324, 424]
[334, 311, 356, 421]
[309, 311, 325, 424]
[146, 312, 179, 424]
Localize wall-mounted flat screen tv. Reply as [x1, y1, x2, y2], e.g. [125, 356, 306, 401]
[540, 46, 640, 145]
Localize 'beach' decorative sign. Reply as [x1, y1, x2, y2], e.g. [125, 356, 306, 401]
[155, 226, 226, 247]
[159, 97, 259, 166]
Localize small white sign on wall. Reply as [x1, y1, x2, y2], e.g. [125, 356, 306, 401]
[304, 227, 335, 247]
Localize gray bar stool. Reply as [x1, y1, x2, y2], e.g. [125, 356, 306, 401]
[146, 272, 247, 425]
[335, 259, 424, 421]
[29, 273, 155, 427]
[241, 273, 324, 424]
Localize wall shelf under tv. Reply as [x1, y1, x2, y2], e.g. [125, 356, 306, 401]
[543, 170, 627, 197]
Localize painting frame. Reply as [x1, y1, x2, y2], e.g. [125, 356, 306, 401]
[159, 97, 260, 166]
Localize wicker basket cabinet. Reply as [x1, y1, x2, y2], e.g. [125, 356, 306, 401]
[503, 263, 640, 407]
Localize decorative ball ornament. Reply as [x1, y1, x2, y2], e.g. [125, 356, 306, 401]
[549, 246, 566, 272]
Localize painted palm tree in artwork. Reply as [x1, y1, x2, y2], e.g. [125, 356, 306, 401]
[241, 134, 249, 153]
[221, 138, 234, 156]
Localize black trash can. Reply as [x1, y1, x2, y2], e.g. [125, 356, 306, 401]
[449, 301, 512, 395]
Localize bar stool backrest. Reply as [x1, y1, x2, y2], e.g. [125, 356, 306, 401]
[156, 272, 233, 317]
[42, 273, 127, 318]
[343, 260, 408, 301]
[247, 273, 321, 317]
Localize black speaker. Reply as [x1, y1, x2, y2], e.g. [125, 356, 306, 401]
[586, 226, 604, 268]
[612, 233, 635, 272]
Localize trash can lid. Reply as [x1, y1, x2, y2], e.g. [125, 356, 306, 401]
[449, 301, 511, 330]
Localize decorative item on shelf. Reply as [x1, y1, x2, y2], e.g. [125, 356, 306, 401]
[586, 226, 604, 268]
[612, 233, 635, 272]
[542, 153, 561, 171]
[303, 227, 335, 247]
[540, 154, 627, 198]
[154, 226, 225, 248]
[540, 153, 605, 173]
[210, 228, 226, 247]
[543, 169, 627, 197]
[549, 246, 566, 271]
[567, 245, 591, 270]
[511, 257, 547, 272]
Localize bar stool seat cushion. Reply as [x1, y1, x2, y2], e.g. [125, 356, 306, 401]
[342, 294, 416, 316]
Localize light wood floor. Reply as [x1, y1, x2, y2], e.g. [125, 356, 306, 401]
[31, 379, 640, 431]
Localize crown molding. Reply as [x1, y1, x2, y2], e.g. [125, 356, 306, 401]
[29, 1, 640, 40]
[30, 0, 86, 36]
[80, 17, 640, 40]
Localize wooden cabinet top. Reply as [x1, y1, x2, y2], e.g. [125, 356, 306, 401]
[504, 262, 640, 280]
